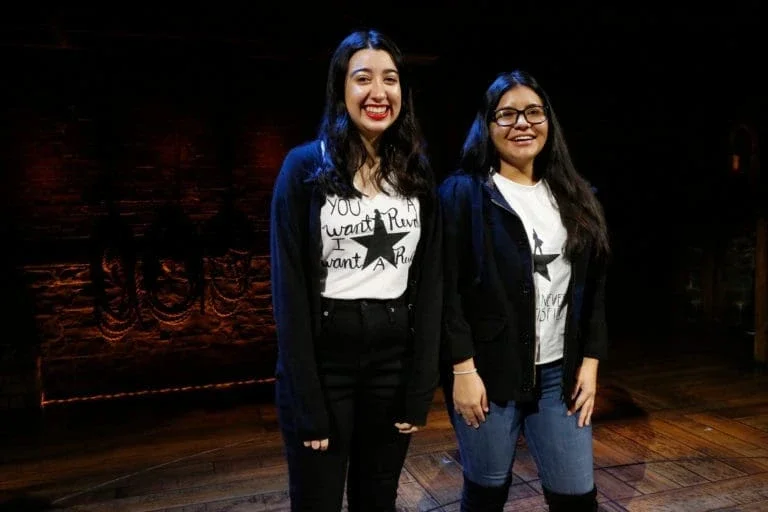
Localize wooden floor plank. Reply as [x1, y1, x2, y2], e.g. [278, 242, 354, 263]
[712, 499, 768, 511]
[506, 482, 540, 502]
[594, 469, 643, 501]
[693, 472, 768, 506]
[616, 472, 768, 512]
[593, 437, 642, 468]
[644, 419, 747, 459]
[510, 446, 540, 482]
[664, 416, 768, 457]
[605, 463, 681, 495]
[604, 421, 709, 461]
[597, 502, 631, 512]
[714, 456, 768, 475]
[392, 479, 442, 512]
[615, 486, 738, 511]
[644, 462, 709, 487]
[739, 414, 768, 431]
[676, 459, 748, 482]
[402, 452, 463, 507]
[593, 426, 664, 464]
[158, 493, 271, 512]
[714, 403, 768, 420]
[58, 472, 289, 512]
[683, 413, 768, 450]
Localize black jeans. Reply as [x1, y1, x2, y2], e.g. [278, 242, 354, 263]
[279, 296, 413, 512]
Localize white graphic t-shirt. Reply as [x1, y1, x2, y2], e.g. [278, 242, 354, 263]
[319, 187, 420, 300]
[493, 173, 571, 364]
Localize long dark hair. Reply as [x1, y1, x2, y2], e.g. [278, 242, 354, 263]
[312, 29, 433, 198]
[460, 70, 610, 260]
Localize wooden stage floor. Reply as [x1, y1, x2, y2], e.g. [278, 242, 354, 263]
[2, 326, 767, 511]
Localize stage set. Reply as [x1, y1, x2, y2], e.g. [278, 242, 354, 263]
[1, 5, 766, 511]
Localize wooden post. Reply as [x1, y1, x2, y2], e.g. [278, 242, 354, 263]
[756, 214, 767, 366]
[752, 130, 766, 367]
[732, 123, 765, 367]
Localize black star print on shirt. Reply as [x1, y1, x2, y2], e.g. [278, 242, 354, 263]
[351, 209, 408, 269]
[532, 229, 558, 282]
[534, 253, 558, 281]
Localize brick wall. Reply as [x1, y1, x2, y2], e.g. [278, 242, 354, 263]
[1, 38, 326, 408]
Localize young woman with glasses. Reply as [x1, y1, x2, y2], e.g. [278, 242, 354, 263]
[439, 69, 610, 511]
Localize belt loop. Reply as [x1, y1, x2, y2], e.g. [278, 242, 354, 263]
[321, 297, 335, 319]
[385, 300, 396, 324]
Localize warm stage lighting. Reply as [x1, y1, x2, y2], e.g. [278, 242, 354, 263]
[40, 377, 276, 407]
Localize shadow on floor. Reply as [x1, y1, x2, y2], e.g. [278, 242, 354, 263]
[593, 383, 648, 422]
[0, 496, 55, 511]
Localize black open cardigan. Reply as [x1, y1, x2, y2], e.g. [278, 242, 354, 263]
[269, 140, 443, 441]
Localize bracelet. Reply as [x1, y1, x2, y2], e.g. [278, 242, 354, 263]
[453, 368, 478, 375]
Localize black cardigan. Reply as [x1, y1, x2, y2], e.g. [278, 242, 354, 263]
[270, 140, 443, 441]
[439, 172, 608, 406]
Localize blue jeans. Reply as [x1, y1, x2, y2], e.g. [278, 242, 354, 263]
[451, 361, 594, 494]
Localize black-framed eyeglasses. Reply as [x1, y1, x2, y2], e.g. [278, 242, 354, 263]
[492, 105, 548, 126]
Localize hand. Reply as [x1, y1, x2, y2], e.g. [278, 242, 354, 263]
[394, 422, 419, 434]
[303, 438, 329, 451]
[452, 361, 488, 429]
[568, 357, 599, 427]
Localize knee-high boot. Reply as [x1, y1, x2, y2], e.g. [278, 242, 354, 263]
[542, 485, 598, 512]
[460, 475, 511, 512]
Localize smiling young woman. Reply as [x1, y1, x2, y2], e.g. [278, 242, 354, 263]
[269, 29, 442, 512]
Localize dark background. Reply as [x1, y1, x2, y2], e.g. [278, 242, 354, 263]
[1, 4, 765, 407]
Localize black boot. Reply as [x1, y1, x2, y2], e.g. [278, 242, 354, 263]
[460, 475, 511, 512]
[542, 485, 598, 512]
